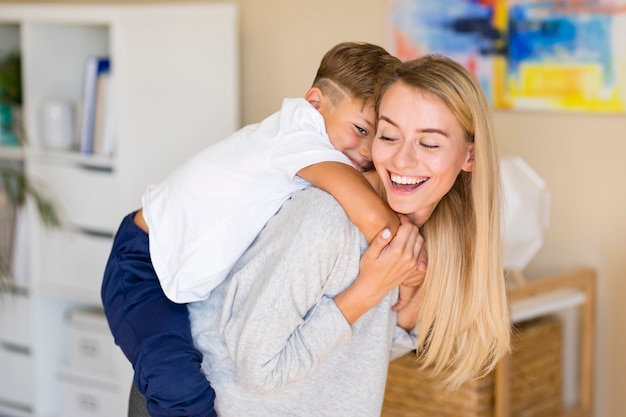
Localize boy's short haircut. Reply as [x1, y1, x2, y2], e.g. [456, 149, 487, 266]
[312, 42, 400, 107]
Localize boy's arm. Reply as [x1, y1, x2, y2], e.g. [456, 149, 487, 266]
[297, 161, 400, 242]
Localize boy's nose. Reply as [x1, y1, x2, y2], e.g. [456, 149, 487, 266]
[360, 140, 373, 161]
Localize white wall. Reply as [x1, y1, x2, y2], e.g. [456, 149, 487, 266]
[7, 0, 625, 416]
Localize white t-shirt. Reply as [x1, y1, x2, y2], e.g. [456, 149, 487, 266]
[142, 98, 351, 303]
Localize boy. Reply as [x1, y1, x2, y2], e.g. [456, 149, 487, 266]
[102, 42, 408, 417]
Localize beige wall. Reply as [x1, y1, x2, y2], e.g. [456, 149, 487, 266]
[5, 0, 625, 416]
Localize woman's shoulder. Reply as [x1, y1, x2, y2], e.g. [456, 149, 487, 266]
[291, 187, 349, 220]
[268, 187, 357, 243]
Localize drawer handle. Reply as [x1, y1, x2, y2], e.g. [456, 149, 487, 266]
[78, 162, 113, 173]
[79, 227, 114, 239]
[78, 393, 99, 412]
[1, 342, 30, 355]
[65, 224, 115, 239]
[79, 338, 100, 357]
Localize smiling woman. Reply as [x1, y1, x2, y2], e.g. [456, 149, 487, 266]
[368, 55, 509, 387]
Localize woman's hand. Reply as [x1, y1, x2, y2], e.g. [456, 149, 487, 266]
[334, 216, 424, 324]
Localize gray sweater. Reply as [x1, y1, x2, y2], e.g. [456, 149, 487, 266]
[188, 187, 416, 417]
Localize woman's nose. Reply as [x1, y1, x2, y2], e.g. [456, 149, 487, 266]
[392, 142, 418, 168]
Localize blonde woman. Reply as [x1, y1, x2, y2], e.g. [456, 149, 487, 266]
[372, 55, 510, 388]
[131, 54, 510, 416]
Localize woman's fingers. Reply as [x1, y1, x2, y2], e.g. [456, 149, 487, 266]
[359, 219, 424, 293]
[366, 227, 393, 259]
[390, 219, 422, 267]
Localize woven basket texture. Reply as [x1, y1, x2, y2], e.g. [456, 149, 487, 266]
[382, 316, 563, 417]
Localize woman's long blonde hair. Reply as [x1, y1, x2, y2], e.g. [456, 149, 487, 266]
[377, 55, 511, 389]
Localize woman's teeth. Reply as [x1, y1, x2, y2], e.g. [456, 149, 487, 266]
[391, 174, 428, 185]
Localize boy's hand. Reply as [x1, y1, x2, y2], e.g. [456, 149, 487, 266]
[391, 247, 427, 311]
[396, 283, 426, 331]
[392, 285, 417, 312]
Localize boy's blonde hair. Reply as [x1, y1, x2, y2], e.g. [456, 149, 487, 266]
[377, 54, 511, 389]
[312, 42, 400, 107]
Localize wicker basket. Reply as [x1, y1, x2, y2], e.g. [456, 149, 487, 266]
[382, 316, 563, 417]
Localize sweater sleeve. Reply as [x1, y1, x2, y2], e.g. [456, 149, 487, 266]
[220, 188, 364, 393]
[389, 326, 418, 361]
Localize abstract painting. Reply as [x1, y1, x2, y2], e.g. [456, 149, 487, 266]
[388, 0, 626, 112]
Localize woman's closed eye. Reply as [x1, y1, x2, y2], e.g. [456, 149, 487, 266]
[420, 142, 438, 149]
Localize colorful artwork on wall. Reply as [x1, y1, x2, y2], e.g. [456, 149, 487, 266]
[389, 0, 626, 112]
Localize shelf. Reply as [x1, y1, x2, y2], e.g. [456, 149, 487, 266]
[0, 3, 240, 416]
[510, 287, 586, 323]
[26, 148, 115, 172]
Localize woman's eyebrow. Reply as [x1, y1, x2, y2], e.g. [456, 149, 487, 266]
[419, 128, 448, 137]
[378, 115, 397, 127]
[379, 115, 449, 137]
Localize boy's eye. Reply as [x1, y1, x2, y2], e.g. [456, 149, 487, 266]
[378, 135, 394, 142]
[354, 125, 368, 136]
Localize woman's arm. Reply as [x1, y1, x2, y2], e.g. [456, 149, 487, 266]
[297, 161, 400, 242]
[218, 188, 420, 393]
[334, 216, 423, 324]
[299, 162, 426, 313]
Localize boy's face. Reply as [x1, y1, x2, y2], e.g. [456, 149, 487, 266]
[318, 97, 376, 172]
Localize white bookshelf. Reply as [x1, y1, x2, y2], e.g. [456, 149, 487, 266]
[0, 3, 239, 416]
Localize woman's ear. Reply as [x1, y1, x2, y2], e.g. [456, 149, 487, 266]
[304, 87, 323, 110]
[461, 144, 475, 172]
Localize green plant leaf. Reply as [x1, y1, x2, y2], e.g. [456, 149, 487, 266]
[0, 51, 22, 106]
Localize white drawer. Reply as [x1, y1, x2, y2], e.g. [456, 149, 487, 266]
[37, 227, 113, 296]
[67, 308, 129, 376]
[0, 343, 33, 408]
[0, 293, 31, 346]
[28, 161, 118, 231]
[58, 367, 129, 417]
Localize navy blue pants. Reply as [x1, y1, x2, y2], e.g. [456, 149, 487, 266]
[101, 211, 217, 417]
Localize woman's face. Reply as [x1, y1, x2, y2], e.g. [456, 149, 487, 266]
[373, 81, 475, 226]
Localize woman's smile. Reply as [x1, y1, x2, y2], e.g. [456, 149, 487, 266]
[389, 173, 429, 192]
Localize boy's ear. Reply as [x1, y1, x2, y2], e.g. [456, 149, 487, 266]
[304, 87, 323, 110]
[461, 144, 475, 172]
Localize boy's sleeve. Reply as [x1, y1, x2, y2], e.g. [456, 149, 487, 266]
[271, 104, 353, 180]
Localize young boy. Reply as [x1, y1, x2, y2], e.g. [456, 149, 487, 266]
[101, 42, 406, 417]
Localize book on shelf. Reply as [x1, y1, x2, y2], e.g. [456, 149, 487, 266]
[78, 56, 111, 155]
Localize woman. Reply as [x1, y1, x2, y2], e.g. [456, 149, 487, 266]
[133, 54, 510, 416]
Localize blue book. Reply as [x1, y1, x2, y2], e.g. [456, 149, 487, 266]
[78, 56, 110, 154]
